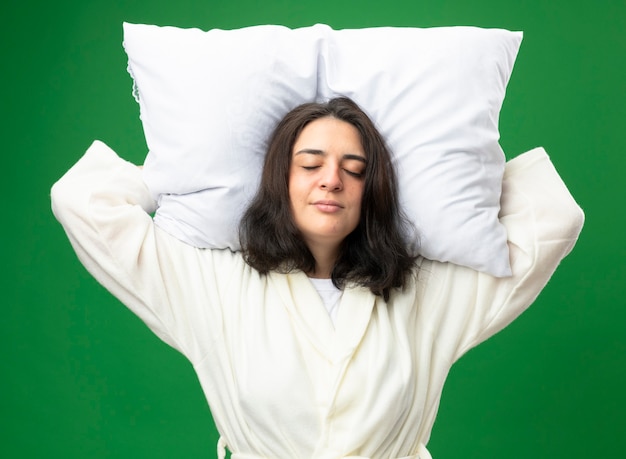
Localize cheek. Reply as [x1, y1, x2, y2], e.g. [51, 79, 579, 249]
[288, 173, 311, 203]
[288, 182, 300, 205]
[347, 187, 365, 228]
[288, 181, 306, 213]
[287, 171, 297, 203]
[353, 184, 365, 210]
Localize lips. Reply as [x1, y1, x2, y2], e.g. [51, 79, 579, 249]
[313, 200, 344, 213]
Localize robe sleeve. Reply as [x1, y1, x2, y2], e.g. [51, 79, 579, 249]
[417, 147, 585, 362]
[51, 140, 231, 361]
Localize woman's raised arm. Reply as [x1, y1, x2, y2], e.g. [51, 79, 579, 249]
[417, 147, 585, 362]
[51, 140, 227, 360]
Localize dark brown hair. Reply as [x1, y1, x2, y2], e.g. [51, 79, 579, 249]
[239, 97, 417, 300]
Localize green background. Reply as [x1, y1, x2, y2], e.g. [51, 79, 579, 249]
[3, 0, 624, 457]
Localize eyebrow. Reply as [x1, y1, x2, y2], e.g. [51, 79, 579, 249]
[294, 149, 368, 164]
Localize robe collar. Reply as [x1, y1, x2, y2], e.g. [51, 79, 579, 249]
[268, 271, 376, 365]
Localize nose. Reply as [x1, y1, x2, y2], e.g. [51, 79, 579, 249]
[320, 165, 343, 191]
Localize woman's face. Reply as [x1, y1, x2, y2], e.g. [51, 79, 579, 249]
[288, 116, 367, 251]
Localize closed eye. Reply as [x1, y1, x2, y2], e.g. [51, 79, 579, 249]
[344, 168, 365, 178]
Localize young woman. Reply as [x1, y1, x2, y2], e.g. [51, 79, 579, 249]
[51, 97, 584, 458]
[239, 98, 416, 300]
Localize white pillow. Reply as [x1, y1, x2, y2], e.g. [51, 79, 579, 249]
[124, 23, 522, 277]
[123, 23, 324, 246]
[318, 26, 522, 276]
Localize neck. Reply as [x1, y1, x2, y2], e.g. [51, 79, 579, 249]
[306, 242, 340, 279]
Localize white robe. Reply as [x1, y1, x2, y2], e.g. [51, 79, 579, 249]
[51, 141, 584, 458]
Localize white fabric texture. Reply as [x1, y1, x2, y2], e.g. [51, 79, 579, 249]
[123, 23, 522, 277]
[51, 141, 584, 458]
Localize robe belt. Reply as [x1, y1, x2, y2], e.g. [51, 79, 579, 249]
[218, 436, 433, 459]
